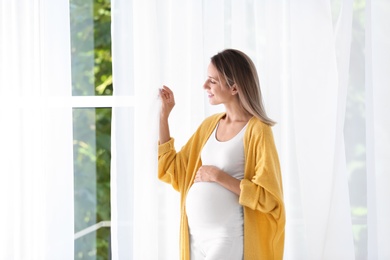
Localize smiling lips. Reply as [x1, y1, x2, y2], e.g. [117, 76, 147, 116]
[207, 92, 214, 98]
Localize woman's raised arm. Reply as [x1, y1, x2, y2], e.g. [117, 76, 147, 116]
[159, 85, 175, 144]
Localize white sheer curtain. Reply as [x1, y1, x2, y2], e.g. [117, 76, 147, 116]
[366, 1, 390, 259]
[110, 0, 389, 259]
[286, 1, 356, 259]
[0, 0, 74, 259]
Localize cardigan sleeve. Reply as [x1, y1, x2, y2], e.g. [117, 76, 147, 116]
[158, 127, 204, 192]
[158, 138, 187, 192]
[239, 123, 284, 220]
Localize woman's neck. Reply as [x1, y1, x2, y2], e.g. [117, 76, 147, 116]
[223, 103, 252, 123]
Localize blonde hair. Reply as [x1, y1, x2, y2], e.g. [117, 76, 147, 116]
[211, 49, 276, 126]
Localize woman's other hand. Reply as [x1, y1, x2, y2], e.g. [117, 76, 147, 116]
[159, 85, 175, 144]
[159, 85, 175, 119]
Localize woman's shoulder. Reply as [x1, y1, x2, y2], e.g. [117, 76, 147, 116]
[246, 116, 274, 139]
[247, 116, 272, 129]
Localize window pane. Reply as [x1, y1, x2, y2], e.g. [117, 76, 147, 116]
[70, 0, 113, 258]
[73, 108, 112, 259]
[70, 0, 112, 96]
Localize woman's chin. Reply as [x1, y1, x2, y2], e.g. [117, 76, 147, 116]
[208, 97, 218, 105]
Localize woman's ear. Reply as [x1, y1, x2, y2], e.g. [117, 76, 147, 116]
[231, 84, 239, 95]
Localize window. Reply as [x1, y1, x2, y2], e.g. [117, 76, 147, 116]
[70, 0, 112, 258]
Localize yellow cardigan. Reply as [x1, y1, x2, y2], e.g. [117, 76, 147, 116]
[158, 113, 285, 260]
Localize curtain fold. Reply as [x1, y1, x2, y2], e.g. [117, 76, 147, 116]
[289, 1, 355, 258]
[111, 0, 161, 259]
[0, 0, 73, 259]
[323, 0, 355, 259]
[110, 1, 135, 259]
[366, 0, 390, 259]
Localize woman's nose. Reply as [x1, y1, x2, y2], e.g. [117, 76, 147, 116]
[203, 80, 209, 89]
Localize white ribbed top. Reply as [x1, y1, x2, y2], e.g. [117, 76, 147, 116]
[186, 123, 247, 237]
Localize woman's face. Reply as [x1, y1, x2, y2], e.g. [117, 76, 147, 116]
[203, 63, 236, 105]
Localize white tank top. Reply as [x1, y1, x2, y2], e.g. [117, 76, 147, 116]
[186, 122, 247, 237]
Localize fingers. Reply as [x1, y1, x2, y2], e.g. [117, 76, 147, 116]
[162, 85, 172, 93]
[194, 166, 207, 183]
[194, 171, 202, 183]
[159, 85, 175, 102]
[159, 85, 175, 119]
[160, 85, 173, 96]
[194, 168, 201, 183]
[159, 89, 168, 100]
[194, 166, 220, 183]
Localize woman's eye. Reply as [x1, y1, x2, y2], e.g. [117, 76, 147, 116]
[210, 80, 216, 84]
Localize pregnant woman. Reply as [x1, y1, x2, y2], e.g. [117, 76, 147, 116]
[158, 49, 285, 260]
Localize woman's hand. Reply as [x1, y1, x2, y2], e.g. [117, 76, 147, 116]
[159, 85, 175, 120]
[195, 165, 241, 196]
[194, 165, 221, 183]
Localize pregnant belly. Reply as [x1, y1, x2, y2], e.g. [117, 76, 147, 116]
[186, 182, 241, 229]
